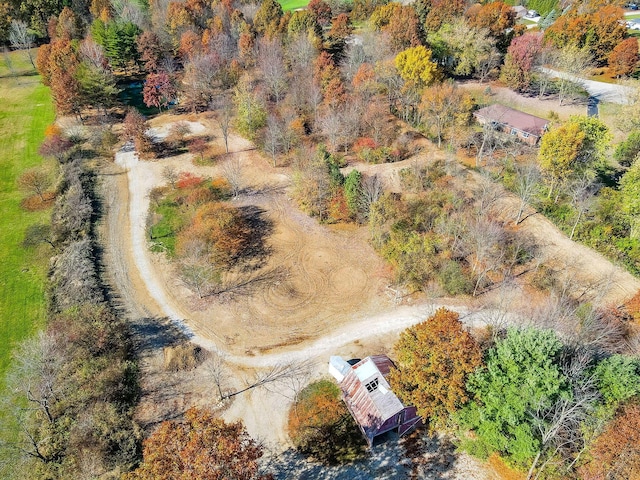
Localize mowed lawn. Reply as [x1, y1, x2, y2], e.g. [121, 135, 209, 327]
[0, 53, 54, 384]
[278, 0, 310, 11]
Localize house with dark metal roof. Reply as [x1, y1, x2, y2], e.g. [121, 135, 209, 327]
[329, 355, 421, 447]
[474, 104, 549, 145]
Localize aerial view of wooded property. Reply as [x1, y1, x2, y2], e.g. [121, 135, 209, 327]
[1, 0, 640, 477]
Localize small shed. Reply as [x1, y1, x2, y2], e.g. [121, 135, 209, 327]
[329, 355, 421, 447]
[474, 104, 549, 145]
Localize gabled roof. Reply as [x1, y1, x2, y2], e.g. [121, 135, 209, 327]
[474, 104, 549, 137]
[338, 355, 404, 436]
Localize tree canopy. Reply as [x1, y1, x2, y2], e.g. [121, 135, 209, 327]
[389, 308, 482, 430]
[124, 408, 268, 480]
[457, 328, 568, 466]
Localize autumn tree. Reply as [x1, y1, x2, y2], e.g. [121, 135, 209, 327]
[287, 380, 365, 464]
[124, 407, 268, 480]
[608, 37, 638, 78]
[419, 81, 474, 148]
[143, 72, 177, 110]
[394, 45, 440, 90]
[253, 0, 283, 38]
[137, 30, 164, 73]
[465, 1, 515, 52]
[538, 122, 585, 199]
[389, 308, 482, 430]
[500, 32, 543, 92]
[178, 202, 251, 265]
[578, 400, 640, 480]
[371, 3, 423, 52]
[544, 6, 625, 65]
[308, 0, 332, 26]
[17, 168, 52, 201]
[123, 109, 154, 156]
[38, 133, 73, 162]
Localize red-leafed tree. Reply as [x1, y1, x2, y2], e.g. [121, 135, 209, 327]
[188, 137, 208, 162]
[609, 37, 639, 78]
[308, 0, 332, 26]
[39, 134, 73, 162]
[500, 32, 543, 92]
[137, 31, 163, 73]
[142, 72, 177, 110]
[388, 307, 482, 430]
[123, 109, 154, 156]
[123, 407, 270, 480]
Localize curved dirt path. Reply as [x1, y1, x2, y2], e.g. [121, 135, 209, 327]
[104, 117, 639, 467]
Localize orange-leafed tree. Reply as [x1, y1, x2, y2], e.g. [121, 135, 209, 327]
[388, 307, 482, 430]
[465, 1, 515, 51]
[545, 6, 625, 65]
[124, 407, 269, 480]
[608, 37, 639, 78]
[578, 400, 640, 480]
[287, 380, 365, 464]
[178, 202, 251, 264]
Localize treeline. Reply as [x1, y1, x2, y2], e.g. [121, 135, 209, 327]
[389, 307, 640, 479]
[4, 133, 140, 478]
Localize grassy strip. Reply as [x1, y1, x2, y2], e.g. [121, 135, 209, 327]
[0, 55, 54, 381]
[278, 0, 310, 11]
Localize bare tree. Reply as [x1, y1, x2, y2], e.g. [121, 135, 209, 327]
[566, 175, 597, 240]
[222, 157, 242, 197]
[474, 173, 504, 218]
[476, 45, 501, 84]
[203, 351, 230, 401]
[161, 165, 178, 189]
[263, 115, 284, 166]
[223, 360, 315, 400]
[9, 20, 35, 69]
[359, 173, 383, 219]
[553, 46, 593, 106]
[512, 160, 542, 225]
[178, 238, 218, 298]
[79, 38, 107, 70]
[527, 351, 599, 480]
[7, 332, 63, 426]
[17, 168, 51, 201]
[210, 95, 233, 154]
[258, 37, 288, 104]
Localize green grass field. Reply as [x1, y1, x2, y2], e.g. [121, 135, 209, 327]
[0, 51, 54, 383]
[278, 0, 310, 11]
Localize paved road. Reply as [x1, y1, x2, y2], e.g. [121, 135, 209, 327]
[541, 67, 634, 104]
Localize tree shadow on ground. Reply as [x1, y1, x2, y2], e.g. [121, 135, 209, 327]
[259, 428, 463, 480]
[235, 204, 274, 272]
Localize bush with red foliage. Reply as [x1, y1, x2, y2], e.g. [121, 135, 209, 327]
[176, 172, 204, 189]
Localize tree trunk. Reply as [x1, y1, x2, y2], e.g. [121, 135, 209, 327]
[526, 450, 542, 480]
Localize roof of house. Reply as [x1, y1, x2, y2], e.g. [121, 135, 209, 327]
[474, 104, 549, 136]
[338, 355, 405, 436]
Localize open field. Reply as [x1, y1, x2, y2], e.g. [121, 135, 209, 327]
[278, 0, 309, 11]
[0, 52, 54, 383]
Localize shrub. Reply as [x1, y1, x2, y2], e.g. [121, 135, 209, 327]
[163, 342, 207, 371]
[176, 171, 204, 189]
[438, 261, 474, 295]
[287, 380, 366, 464]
